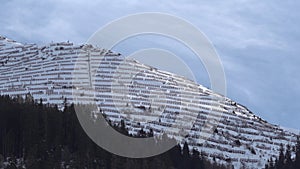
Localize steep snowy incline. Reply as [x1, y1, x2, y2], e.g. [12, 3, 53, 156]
[0, 36, 298, 169]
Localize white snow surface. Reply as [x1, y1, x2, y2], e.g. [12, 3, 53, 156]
[0, 36, 298, 169]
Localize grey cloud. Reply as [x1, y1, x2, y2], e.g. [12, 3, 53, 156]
[0, 0, 299, 128]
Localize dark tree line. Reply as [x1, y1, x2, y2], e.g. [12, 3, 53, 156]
[0, 95, 231, 169]
[265, 139, 300, 169]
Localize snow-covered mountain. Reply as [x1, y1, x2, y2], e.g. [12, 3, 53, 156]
[0, 36, 298, 169]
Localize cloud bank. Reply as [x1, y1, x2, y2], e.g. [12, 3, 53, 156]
[1, 0, 300, 129]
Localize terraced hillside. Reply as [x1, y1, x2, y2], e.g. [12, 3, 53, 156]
[0, 36, 298, 169]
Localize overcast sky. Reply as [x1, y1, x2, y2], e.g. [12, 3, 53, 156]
[1, 0, 300, 129]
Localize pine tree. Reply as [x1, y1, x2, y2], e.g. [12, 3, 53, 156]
[276, 144, 285, 169]
[182, 142, 191, 169]
[269, 157, 275, 169]
[295, 137, 300, 169]
[265, 162, 269, 169]
[285, 144, 293, 169]
[191, 148, 204, 169]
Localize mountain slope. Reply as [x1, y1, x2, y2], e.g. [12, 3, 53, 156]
[0, 36, 298, 169]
